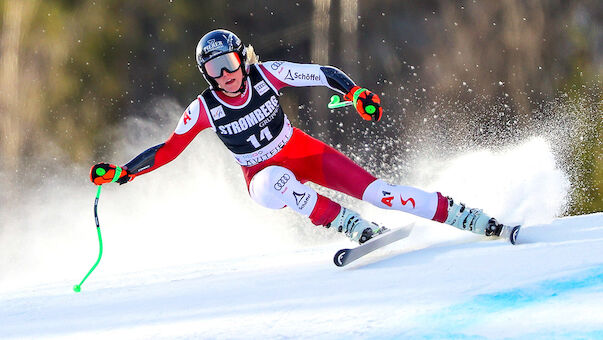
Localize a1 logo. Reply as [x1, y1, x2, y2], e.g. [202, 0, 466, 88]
[381, 191, 394, 207]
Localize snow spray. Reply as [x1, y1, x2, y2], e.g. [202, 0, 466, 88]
[0, 94, 595, 293]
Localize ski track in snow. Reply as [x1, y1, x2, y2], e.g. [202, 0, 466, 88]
[2, 137, 602, 339]
[2, 213, 602, 339]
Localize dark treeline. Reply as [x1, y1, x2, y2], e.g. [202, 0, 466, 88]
[0, 0, 600, 213]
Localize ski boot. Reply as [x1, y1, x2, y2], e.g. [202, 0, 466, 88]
[327, 207, 387, 244]
[444, 197, 520, 244]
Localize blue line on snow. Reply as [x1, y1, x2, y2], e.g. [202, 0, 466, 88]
[408, 265, 603, 338]
[474, 266, 603, 309]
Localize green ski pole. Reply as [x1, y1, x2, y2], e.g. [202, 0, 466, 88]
[73, 185, 104, 293]
[327, 95, 354, 109]
[327, 88, 375, 113]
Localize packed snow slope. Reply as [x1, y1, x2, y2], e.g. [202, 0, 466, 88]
[2, 137, 602, 339]
[2, 213, 603, 339]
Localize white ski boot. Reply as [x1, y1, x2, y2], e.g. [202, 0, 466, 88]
[444, 197, 520, 244]
[328, 207, 387, 244]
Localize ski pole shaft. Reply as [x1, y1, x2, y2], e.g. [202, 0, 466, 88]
[73, 185, 104, 293]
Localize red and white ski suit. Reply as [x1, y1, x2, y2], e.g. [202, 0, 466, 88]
[126, 61, 448, 226]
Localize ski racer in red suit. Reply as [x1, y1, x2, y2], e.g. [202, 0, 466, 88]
[91, 29, 517, 244]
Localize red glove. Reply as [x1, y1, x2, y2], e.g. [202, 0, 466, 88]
[344, 86, 383, 121]
[90, 163, 132, 185]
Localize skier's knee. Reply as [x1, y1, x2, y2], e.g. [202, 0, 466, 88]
[249, 166, 292, 209]
[249, 166, 317, 216]
[362, 179, 393, 207]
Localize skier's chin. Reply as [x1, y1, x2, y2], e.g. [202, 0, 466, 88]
[221, 82, 242, 94]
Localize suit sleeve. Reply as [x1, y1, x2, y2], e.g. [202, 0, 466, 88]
[259, 61, 356, 95]
[123, 97, 211, 178]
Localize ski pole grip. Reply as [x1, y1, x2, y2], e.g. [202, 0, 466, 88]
[110, 166, 123, 183]
[328, 95, 354, 109]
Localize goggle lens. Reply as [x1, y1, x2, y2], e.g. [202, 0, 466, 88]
[203, 52, 242, 78]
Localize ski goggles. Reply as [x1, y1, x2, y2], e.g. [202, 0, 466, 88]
[202, 52, 242, 78]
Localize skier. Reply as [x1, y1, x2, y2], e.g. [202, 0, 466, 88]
[90, 29, 516, 244]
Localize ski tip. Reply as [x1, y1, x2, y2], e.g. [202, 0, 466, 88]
[334, 249, 349, 267]
[510, 225, 521, 245]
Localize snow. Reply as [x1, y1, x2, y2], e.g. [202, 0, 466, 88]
[2, 137, 602, 339]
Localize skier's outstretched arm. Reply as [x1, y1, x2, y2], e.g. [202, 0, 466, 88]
[90, 98, 210, 185]
[258, 61, 383, 121]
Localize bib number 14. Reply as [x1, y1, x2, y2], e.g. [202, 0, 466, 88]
[246, 127, 273, 148]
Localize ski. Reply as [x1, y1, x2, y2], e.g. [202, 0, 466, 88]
[333, 225, 414, 267]
[333, 223, 521, 267]
[503, 225, 521, 245]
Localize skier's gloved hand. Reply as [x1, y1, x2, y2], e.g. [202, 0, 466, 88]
[344, 86, 383, 121]
[90, 163, 132, 185]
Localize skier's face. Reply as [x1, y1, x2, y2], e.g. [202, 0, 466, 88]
[215, 67, 244, 95]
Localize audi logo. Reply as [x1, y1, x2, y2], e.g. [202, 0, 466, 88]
[274, 173, 291, 190]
